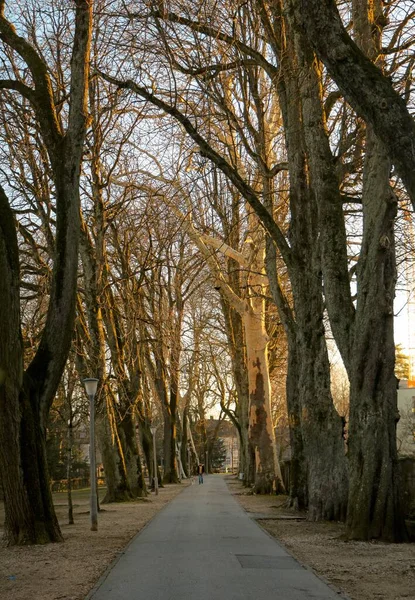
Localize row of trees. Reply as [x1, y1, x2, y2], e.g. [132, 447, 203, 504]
[0, 0, 414, 545]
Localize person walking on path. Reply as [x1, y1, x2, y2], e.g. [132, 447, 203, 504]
[197, 463, 205, 484]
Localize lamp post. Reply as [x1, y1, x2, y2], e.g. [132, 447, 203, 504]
[83, 378, 99, 531]
[150, 425, 158, 495]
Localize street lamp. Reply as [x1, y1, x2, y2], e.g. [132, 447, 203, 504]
[150, 425, 158, 495]
[83, 378, 98, 531]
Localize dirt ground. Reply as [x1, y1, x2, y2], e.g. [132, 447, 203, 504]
[0, 483, 187, 600]
[227, 477, 415, 600]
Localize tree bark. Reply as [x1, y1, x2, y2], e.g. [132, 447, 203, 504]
[220, 296, 252, 484]
[284, 338, 307, 509]
[97, 415, 125, 504]
[268, 14, 348, 518]
[0, 185, 33, 545]
[346, 124, 405, 540]
[162, 406, 179, 484]
[0, 1, 92, 544]
[342, 0, 407, 542]
[286, 0, 406, 539]
[243, 253, 284, 494]
[119, 410, 146, 498]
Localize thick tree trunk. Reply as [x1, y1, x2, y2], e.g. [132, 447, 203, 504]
[98, 416, 118, 503]
[162, 407, 179, 484]
[237, 403, 252, 484]
[141, 420, 153, 480]
[348, 327, 405, 540]
[265, 234, 307, 508]
[294, 278, 348, 520]
[20, 390, 63, 542]
[232, 355, 253, 485]
[284, 337, 307, 510]
[0, 187, 55, 545]
[98, 412, 133, 504]
[118, 411, 147, 498]
[347, 127, 406, 541]
[266, 24, 348, 517]
[0, 1, 92, 544]
[286, 0, 406, 539]
[220, 297, 253, 484]
[181, 406, 190, 477]
[243, 307, 283, 494]
[341, 0, 406, 542]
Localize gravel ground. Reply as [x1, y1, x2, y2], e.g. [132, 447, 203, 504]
[227, 477, 415, 600]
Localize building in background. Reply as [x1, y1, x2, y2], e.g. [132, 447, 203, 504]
[205, 417, 239, 472]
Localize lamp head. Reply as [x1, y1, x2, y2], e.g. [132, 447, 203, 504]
[83, 378, 98, 397]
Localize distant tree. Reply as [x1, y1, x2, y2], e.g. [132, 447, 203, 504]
[46, 421, 89, 483]
[208, 436, 227, 472]
[396, 345, 410, 382]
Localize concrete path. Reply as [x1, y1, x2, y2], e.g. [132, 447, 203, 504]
[88, 476, 344, 600]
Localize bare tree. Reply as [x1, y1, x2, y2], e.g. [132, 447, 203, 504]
[100, 0, 348, 515]
[0, 0, 92, 545]
[286, 0, 415, 206]
[286, 0, 408, 540]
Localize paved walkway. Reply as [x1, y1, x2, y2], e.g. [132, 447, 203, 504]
[88, 476, 344, 600]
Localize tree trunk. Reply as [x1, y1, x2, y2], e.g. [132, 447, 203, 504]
[98, 413, 133, 504]
[286, 0, 406, 539]
[220, 297, 253, 484]
[265, 232, 307, 508]
[181, 406, 190, 477]
[0, 1, 92, 544]
[237, 403, 252, 484]
[265, 20, 348, 516]
[119, 411, 147, 498]
[340, 0, 406, 542]
[16, 387, 63, 543]
[0, 186, 56, 545]
[243, 306, 283, 494]
[294, 274, 348, 520]
[284, 337, 307, 510]
[162, 406, 179, 484]
[347, 127, 406, 540]
[348, 313, 405, 539]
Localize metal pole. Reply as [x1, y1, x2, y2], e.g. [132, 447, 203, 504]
[153, 433, 158, 495]
[89, 393, 98, 531]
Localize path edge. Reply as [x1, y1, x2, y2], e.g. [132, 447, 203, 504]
[225, 477, 351, 600]
[84, 482, 190, 600]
